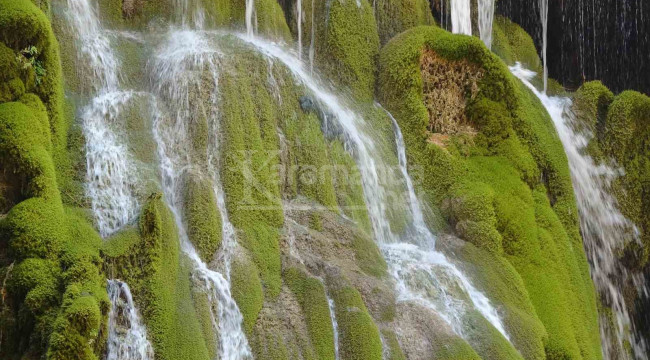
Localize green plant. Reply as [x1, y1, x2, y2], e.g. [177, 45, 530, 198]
[17, 45, 46, 85]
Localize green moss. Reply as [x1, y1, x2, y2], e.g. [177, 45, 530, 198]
[284, 268, 336, 360]
[329, 140, 372, 231]
[433, 335, 481, 360]
[220, 58, 284, 297]
[492, 16, 542, 73]
[230, 255, 264, 335]
[374, 0, 435, 45]
[452, 240, 547, 360]
[102, 194, 212, 360]
[572, 81, 614, 153]
[380, 329, 406, 360]
[330, 282, 382, 360]
[183, 176, 222, 263]
[300, 0, 380, 100]
[351, 233, 387, 277]
[378, 25, 601, 359]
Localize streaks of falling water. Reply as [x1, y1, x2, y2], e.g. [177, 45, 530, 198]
[451, 0, 472, 36]
[246, 0, 256, 37]
[64, 0, 139, 237]
[478, 0, 495, 49]
[238, 34, 511, 344]
[150, 30, 252, 359]
[326, 294, 341, 360]
[538, 0, 548, 92]
[309, 0, 316, 73]
[511, 62, 649, 360]
[106, 280, 155, 360]
[297, 0, 302, 60]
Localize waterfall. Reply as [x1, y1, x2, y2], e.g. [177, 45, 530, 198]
[309, 0, 316, 73]
[511, 63, 649, 360]
[64, 0, 138, 237]
[297, 0, 302, 60]
[451, 0, 472, 36]
[150, 30, 252, 359]
[106, 280, 154, 360]
[239, 35, 511, 345]
[539, 0, 548, 92]
[326, 294, 341, 360]
[478, 0, 495, 49]
[246, 0, 256, 37]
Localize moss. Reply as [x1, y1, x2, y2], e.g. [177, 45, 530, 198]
[351, 233, 387, 277]
[220, 58, 284, 297]
[374, 0, 435, 45]
[0, 0, 68, 175]
[284, 268, 336, 360]
[433, 335, 482, 360]
[451, 240, 547, 360]
[328, 140, 371, 230]
[572, 81, 614, 154]
[183, 176, 222, 263]
[381, 329, 406, 360]
[283, 111, 338, 209]
[378, 25, 601, 359]
[102, 194, 212, 360]
[230, 254, 264, 336]
[330, 281, 382, 360]
[492, 16, 542, 73]
[300, 0, 380, 100]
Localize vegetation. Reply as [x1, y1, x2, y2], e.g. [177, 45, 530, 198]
[378, 25, 601, 359]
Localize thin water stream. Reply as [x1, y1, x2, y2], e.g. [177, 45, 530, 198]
[239, 35, 511, 344]
[511, 63, 649, 360]
[106, 280, 154, 360]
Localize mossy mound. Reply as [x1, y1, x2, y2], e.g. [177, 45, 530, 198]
[328, 277, 383, 360]
[183, 175, 222, 263]
[378, 25, 601, 359]
[491, 15, 542, 73]
[294, 0, 380, 100]
[374, 0, 435, 45]
[102, 194, 212, 360]
[0, 2, 111, 358]
[573, 83, 650, 269]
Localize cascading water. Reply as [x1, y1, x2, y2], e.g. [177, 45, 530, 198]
[478, 0, 495, 49]
[239, 35, 511, 345]
[149, 30, 252, 359]
[297, 0, 302, 59]
[326, 294, 341, 360]
[538, 0, 548, 92]
[246, 0, 256, 37]
[106, 280, 154, 360]
[451, 0, 472, 36]
[511, 63, 649, 360]
[64, 0, 139, 237]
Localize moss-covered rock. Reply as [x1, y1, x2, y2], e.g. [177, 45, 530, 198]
[329, 278, 383, 360]
[374, 0, 435, 45]
[295, 0, 380, 100]
[183, 176, 222, 263]
[378, 25, 601, 359]
[231, 253, 265, 335]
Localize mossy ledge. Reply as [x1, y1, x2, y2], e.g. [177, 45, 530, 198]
[378, 25, 601, 359]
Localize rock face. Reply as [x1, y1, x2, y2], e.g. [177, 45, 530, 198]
[495, 0, 650, 94]
[1, 0, 645, 359]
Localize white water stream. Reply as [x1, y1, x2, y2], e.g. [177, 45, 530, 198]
[106, 280, 154, 360]
[539, 0, 548, 92]
[511, 63, 649, 360]
[478, 0, 495, 49]
[451, 0, 472, 36]
[65, 0, 139, 237]
[240, 35, 511, 344]
[150, 30, 252, 359]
